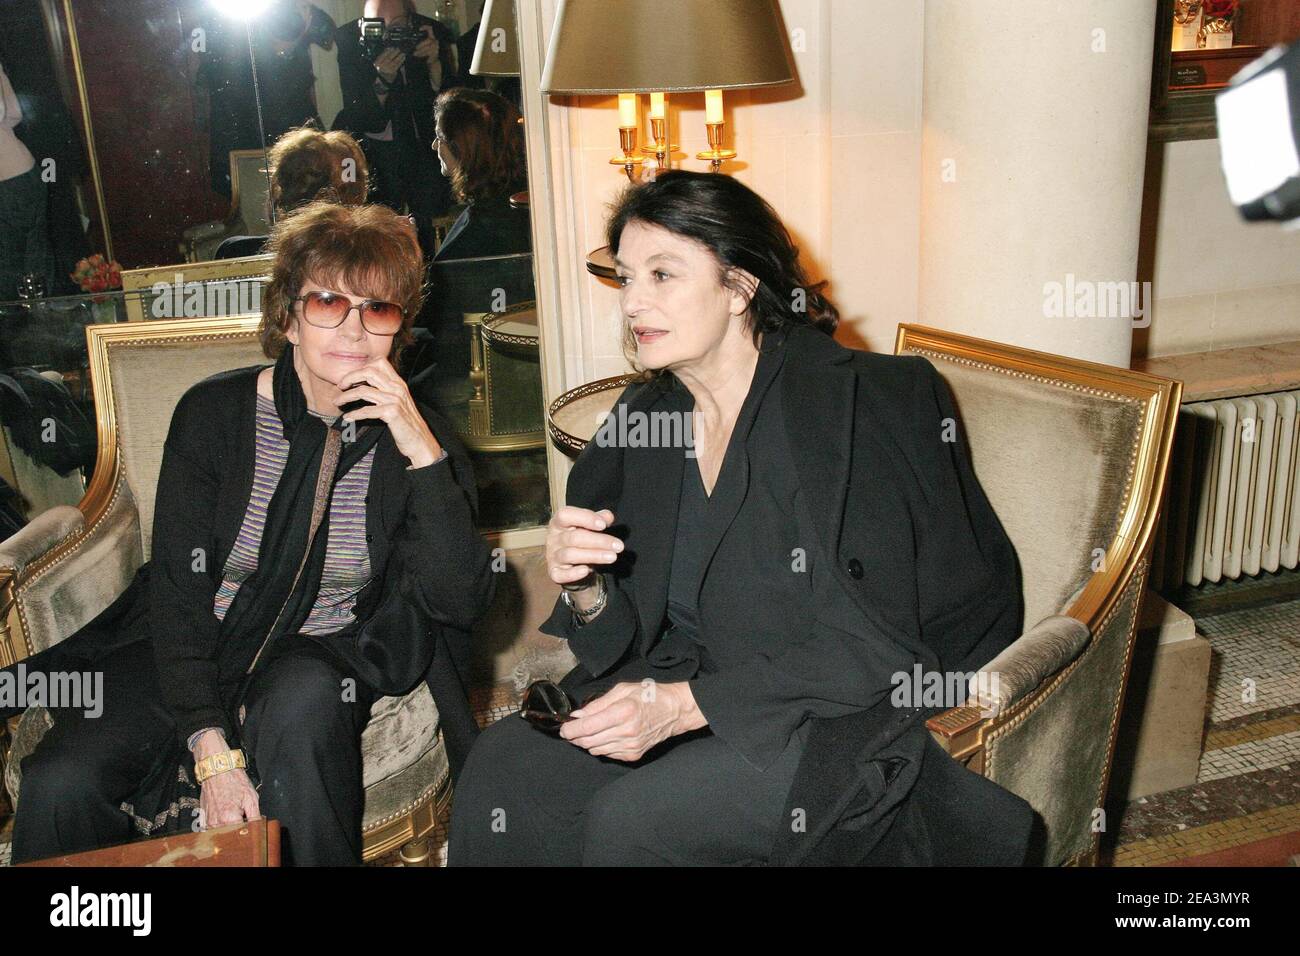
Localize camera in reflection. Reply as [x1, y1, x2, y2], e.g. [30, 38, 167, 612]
[359, 17, 423, 60]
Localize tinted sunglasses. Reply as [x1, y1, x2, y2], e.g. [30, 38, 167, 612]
[292, 291, 405, 336]
[519, 680, 598, 735]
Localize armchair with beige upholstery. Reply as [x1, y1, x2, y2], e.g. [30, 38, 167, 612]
[0, 317, 448, 863]
[539, 323, 1181, 867]
[894, 323, 1180, 866]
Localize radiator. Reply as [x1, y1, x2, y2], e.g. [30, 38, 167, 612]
[1151, 390, 1300, 591]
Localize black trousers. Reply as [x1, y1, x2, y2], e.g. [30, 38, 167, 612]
[7, 635, 376, 866]
[0, 166, 54, 301]
[447, 709, 810, 866]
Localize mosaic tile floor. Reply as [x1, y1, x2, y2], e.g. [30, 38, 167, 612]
[1106, 596, 1300, 867]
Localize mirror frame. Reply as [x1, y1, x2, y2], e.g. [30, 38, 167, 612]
[53, 0, 115, 260]
[515, 0, 572, 529]
[120, 255, 272, 323]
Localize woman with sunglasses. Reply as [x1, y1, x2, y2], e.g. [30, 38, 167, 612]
[2, 201, 495, 866]
[448, 171, 1033, 867]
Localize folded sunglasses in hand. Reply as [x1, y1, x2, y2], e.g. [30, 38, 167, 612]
[519, 680, 599, 735]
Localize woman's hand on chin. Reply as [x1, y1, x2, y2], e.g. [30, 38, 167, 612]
[559, 681, 706, 761]
[334, 357, 444, 468]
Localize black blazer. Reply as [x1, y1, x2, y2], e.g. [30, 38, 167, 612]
[541, 325, 1037, 865]
[433, 193, 533, 263]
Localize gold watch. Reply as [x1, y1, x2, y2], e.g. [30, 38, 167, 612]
[194, 748, 247, 783]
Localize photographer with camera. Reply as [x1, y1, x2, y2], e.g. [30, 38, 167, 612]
[334, 0, 459, 258]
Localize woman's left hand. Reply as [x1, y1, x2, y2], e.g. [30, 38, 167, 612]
[560, 681, 707, 761]
[335, 358, 444, 468]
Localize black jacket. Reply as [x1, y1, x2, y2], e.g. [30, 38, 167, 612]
[540, 325, 1036, 865]
[433, 192, 533, 263]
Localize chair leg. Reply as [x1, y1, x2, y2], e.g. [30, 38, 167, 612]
[399, 837, 432, 867]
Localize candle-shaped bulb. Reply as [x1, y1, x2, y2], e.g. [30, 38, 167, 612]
[705, 89, 724, 125]
[618, 92, 638, 129]
[649, 92, 666, 120]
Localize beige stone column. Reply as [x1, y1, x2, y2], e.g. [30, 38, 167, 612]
[918, 0, 1156, 368]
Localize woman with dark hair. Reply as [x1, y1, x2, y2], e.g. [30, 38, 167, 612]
[432, 87, 530, 263]
[216, 125, 371, 259]
[448, 170, 1033, 866]
[1, 201, 495, 866]
[414, 87, 532, 385]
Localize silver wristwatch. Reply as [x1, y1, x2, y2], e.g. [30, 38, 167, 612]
[561, 572, 607, 625]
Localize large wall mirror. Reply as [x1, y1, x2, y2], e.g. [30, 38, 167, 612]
[0, 0, 550, 539]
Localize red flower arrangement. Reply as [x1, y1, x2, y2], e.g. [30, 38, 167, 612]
[70, 254, 123, 302]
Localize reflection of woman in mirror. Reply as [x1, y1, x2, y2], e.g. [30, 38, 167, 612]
[1, 202, 495, 866]
[432, 88, 531, 263]
[409, 88, 533, 388]
[448, 171, 1030, 866]
[217, 125, 370, 259]
[0, 59, 53, 300]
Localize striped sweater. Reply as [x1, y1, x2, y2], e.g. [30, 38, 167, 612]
[212, 392, 375, 635]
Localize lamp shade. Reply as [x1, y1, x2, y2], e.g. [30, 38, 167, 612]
[539, 0, 796, 94]
[471, 0, 521, 77]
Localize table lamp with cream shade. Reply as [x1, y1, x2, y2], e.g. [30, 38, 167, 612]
[470, 0, 520, 77]
[539, 0, 796, 177]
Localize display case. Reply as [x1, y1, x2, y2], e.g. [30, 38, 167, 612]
[1152, 0, 1300, 141]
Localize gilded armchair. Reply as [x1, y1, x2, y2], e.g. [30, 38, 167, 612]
[180, 150, 272, 263]
[0, 317, 449, 863]
[893, 323, 1180, 866]
[542, 323, 1181, 867]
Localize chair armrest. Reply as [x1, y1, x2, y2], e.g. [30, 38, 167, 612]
[926, 581, 1093, 765]
[966, 614, 1091, 717]
[0, 507, 85, 575]
[925, 616, 1091, 758]
[0, 483, 143, 658]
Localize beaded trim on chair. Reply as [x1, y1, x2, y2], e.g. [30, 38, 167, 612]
[361, 730, 449, 832]
[362, 779, 443, 833]
[981, 560, 1148, 862]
